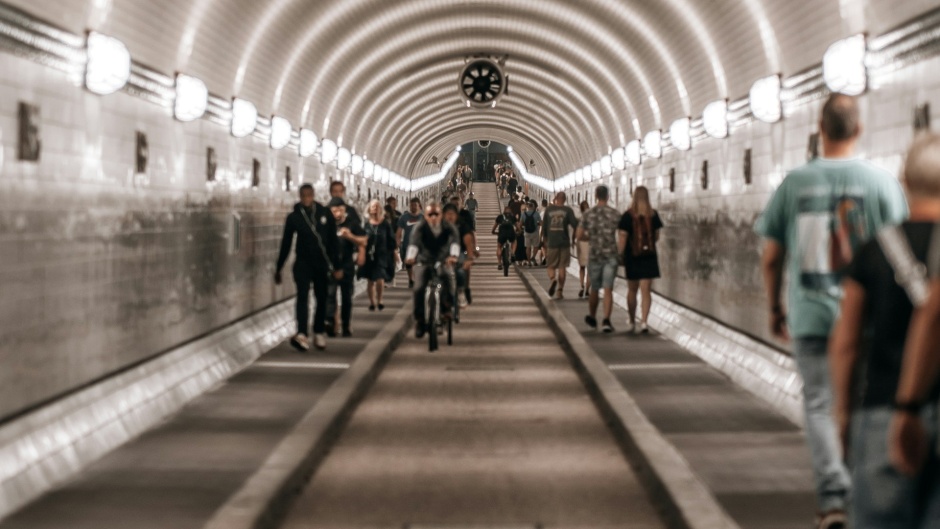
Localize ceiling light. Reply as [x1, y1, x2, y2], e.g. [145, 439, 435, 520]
[601, 155, 613, 176]
[644, 131, 662, 159]
[824, 34, 867, 96]
[363, 160, 375, 179]
[337, 148, 352, 170]
[298, 129, 318, 158]
[380, 167, 390, 184]
[750, 74, 782, 123]
[174, 74, 207, 122]
[669, 118, 692, 151]
[626, 140, 642, 166]
[231, 98, 257, 138]
[351, 155, 364, 175]
[612, 148, 626, 170]
[320, 139, 338, 164]
[575, 169, 584, 185]
[270, 116, 292, 149]
[591, 162, 601, 180]
[703, 100, 729, 139]
[85, 32, 131, 95]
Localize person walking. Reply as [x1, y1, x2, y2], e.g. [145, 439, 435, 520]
[576, 200, 591, 298]
[542, 191, 579, 299]
[325, 198, 367, 338]
[465, 192, 479, 228]
[829, 133, 940, 529]
[361, 199, 398, 311]
[397, 197, 424, 289]
[384, 199, 401, 284]
[520, 200, 542, 266]
[617, 187, 663, 333]
[578, 186, 621, 333]
[755, 93, 908, 529]
[274, 183, 341, 351]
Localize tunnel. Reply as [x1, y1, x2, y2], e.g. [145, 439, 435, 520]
[1, 1, 939, 528]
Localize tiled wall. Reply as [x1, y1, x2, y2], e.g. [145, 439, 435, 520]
[565, 54, 940, 347]
[0, 53, 405, 422]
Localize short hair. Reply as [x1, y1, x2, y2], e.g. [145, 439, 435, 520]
[329, 180, 345, 192]
[442, 203, 458, 214]
[595, 185, 609, 201]
[386, 196, 396, 204]
[410, 197, 421, 204]
[555, 191, 567, 204]
[903, 132, 940, 198]
[821, 93, 860, 141]
[299, 183, 314, 194]
[450, 196, 460, 203]
[541, 199, 548, 206]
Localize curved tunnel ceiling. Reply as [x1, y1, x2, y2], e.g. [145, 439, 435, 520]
[13, 0, 862, 179]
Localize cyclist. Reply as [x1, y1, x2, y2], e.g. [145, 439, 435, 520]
[404, 201, 461, 338]
[492, 205, 518, 270]
[443, 204, 477, 308]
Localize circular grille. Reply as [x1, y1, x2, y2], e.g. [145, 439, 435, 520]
[459, 59, 506, 109]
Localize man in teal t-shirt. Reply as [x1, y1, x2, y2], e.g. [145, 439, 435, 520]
[755, 93, 908, 529]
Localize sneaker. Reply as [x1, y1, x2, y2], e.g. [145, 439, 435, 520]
[578, 288, 584, 298]
[584, 315, 598, 330]
[313, 333, 327, 350]
[342, 328, 352, 338]
[465, 288, 473, 305]
[548, 280, 558, 297]
[625, 320, 636, 333]
[639, 322, 649, 334]
[378, 304, 385, 311]
[369, 304, 376, 311]
[324, 319, 336, 338]
[497, 264, 503, 270]
[816, 510, 847, 529]
[290, 333, 310, 351]
[415, 321, 426, 338]
[408, 279, 415, 289]
[458, 292, 469, 308]
[602, 319, 614, 333]
[556, 289, 564, 300]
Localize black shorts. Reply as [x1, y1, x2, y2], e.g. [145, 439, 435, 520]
[497, 233, 516, 245]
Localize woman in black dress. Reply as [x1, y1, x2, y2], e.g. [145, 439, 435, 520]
[617, 186, 664, 334]
[360, 199, 398, 311]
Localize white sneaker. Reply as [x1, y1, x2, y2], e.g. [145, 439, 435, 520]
[625, 321, 635, 334]
[639, 322, 649, 334]
[458, 292, 469, 308]
[290, 333, 310, 351]
[313, 333, 327, 350]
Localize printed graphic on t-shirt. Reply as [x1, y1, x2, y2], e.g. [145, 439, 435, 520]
[797, 193, 868, 295]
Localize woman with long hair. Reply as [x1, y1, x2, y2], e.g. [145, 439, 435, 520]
[576, 200, 591, 298]
[360, 199, 398, 311]
[617, 186, 664, 333]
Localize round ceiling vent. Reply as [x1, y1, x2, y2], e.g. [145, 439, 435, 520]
[459, 59, 506, 109]
[477, 140, 491, 148]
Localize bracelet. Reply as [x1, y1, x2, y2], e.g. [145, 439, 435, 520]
[893, 400, 924, 414]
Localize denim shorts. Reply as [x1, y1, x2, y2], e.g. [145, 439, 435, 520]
[588, 257, 619, 290]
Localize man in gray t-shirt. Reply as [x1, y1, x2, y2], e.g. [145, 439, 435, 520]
[541, 192, 578, 299]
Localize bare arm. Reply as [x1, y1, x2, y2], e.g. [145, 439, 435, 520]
[617, 229, 627, 256]
[829, 278, 866, 457]
[396, 226, 403, 247]
[575, 225, 586, 243]
[761, 240, 789, 342]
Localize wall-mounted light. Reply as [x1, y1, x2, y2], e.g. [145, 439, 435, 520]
[231, 98, 257, 138]
[320, 138, 338, 164]
[703, 99, 729, 139]
[351, 154, 364, 175]
[750, 74, 782, 123]
[85, 32, 130, 95]
[575, 168, 584, 186]
[601, 155, 613, 176]
[337, 147, 352, 170]
[373, 164, 383, 182]
[626, 140, 642, 166]
[380, 167, 390, 185]
[669, 117, 692, 151]
[363, 159, 375, 179]
[643, 130, 662, 159]
[824, 34, 867, 96]
[298, 129, 318, 158]
[591, 161, 602, 180]
[611, 148, 625, 171]
[174, 74, 207, 122]
[270, 116, 292, 149]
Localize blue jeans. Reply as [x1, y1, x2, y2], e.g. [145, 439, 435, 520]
[850, 406, 940, 529]
[588, 256, 618, 290]
[793, 337, 851, 512]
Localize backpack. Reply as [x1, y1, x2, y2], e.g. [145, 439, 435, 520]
[499, 215, 516, 236]
[523, 211, 537, 233]
[630, 210, 656, 257]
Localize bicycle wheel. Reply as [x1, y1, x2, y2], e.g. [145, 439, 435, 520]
[447, 317, 453, 345]
[428, 290, 439, 352]
[502, 245, 510, 276]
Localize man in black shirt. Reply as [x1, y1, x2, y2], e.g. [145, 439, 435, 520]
[325, 197, 367, 337]
[275, 184, 341, 351]
[507, 173, 519, 197]
[404, 201, 460, 338]
[329, 181, 361, 227]
[492, 206, 518, 270]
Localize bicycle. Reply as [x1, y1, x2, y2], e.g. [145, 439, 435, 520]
[424, 262, 454, 351]
[501, 240, 511, 276]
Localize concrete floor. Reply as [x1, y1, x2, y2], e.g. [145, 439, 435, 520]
[278, 184, 667, 529]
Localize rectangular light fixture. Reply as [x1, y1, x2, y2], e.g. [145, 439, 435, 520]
[669, 117, 691, 151]
[270, 116, 292, 149]
[750, 74, 782, 123]
[231, 98, 257, 138]
[823, 34, 867, 96]
[626, 140, 642, 166]
[174, 74, 207, 122]
[643, 130, 662, 159]
[703, 99, 729, 139]
[85, 32, 130, 95]
[298, 129, 318, 157]
[320, 138, 338, 164]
